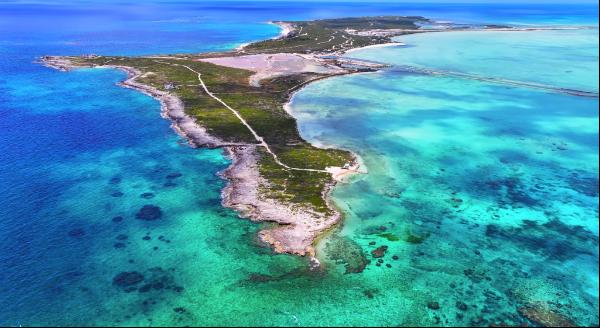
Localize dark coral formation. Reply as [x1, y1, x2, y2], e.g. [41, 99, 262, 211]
[371, 245, 388, 258]
[247, 273, 273, 283]
[427, 301, 440, 310]
[518, 303, 575, 327]
[140, 192, 155, 199]
[567, 172, 599, 197]
[166, 172, 183, 179]
[113, 271, 144, 288]
[486, 219, 598, 261]
[135, 205, 163, 221]
[116, 234, 128, 240]
[112, 267, 184, 297]
[404, 231, 429, 244]
[325, 235, 370, 274]
[136, 267, 183, 294]
[113, 242, 126, 249]
[470, 175, 542, 208]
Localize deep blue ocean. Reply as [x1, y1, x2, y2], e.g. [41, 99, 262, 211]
[0, 1, 598, 326]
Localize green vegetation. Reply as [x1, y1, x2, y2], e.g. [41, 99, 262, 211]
[66, 54, 352, 212]
[378, 233, 401, 242]
[404, 231, 430, 244]
[244, 16, 428, 54]
[258, 148, 333, 212]
[55, 16, 430, 213]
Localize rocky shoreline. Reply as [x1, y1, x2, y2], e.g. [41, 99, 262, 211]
[40, 57, 227, 149]
[40, 54, 364, 262]
[220, 145, 342, 260]
[41, 19, 571, 263]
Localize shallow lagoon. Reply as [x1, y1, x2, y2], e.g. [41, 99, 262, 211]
[292, 29, 599, 326]
[348, 29, 599, 92]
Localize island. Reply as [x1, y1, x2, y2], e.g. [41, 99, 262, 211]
[40, 16, 539, 264]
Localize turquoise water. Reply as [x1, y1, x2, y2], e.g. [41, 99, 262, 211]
[349, 29, 599, 92]
[1, 1, 598, 326]
[291, 29, 599, 326]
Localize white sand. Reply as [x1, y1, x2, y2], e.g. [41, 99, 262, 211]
[343, 42, 406, 55]
[198, 53, 344, 86]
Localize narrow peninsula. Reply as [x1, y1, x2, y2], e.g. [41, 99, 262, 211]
[41, 16, 537, 262]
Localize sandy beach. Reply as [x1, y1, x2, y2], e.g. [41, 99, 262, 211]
[271, 21, 295, 38]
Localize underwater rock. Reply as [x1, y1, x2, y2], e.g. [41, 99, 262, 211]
[166, 172, 183, 179]
[371, 245, 388, 258]
[174, 307, 186, 314]
[463, 268, 488, 283]
[518, 304, 575, 327]
[456, 301, 468, 311]
[112, 216, 124, 223]
[384, 191, 402, 198]
[109, 176, 122, 184]
[368, 241, 376, 246]
[113, 242, 126, 249]
[427, 301, 440, 310]
[139, 284, 152, 293]
[136, 205, 163, 221]
[392, 255, 399, 260]
[140, 192, 155, 199]
[116, 234, 128, 240]
[111, 191, 124, 197]
[142, 236, 151, 241]
[68, 228, 85, 238]
[363, 289, 377, 299]
[113, 271, 144, 288]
